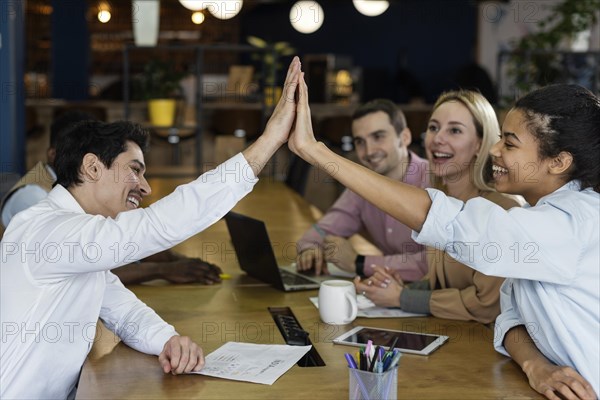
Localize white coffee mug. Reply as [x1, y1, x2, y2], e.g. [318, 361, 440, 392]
[318, 280, 358, 325]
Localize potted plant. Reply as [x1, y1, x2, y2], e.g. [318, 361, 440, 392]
[136, 60, 183, 127]
[502, 0, 600, 105]
[247, 36, 295, 106]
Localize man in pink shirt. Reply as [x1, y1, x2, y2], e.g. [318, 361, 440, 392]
[296, 99, 429, 281]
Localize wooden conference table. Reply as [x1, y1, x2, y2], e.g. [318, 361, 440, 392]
[76, 179, 538, 399]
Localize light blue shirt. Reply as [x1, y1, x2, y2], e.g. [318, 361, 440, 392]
[413, 181, 600, 396]
[1, 164, 57, 228]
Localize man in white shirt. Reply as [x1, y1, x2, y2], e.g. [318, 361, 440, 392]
[0, 57, 301, 399]
[1, 111, 223, 285]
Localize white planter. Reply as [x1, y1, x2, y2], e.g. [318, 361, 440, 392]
[132, 0, 160, 47]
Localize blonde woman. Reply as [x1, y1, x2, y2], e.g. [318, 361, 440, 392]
[353, 90, 520, 324]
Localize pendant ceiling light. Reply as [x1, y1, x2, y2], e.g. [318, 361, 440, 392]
[178, 0, 205, 11]
[207, 0, 243, 20]
[352, 0, 389, 17]
[178, 1, 243, 20]
[191, 11, 205, 25]
[97, 2, 111, 23]
[132, 0, 160, 47]
[290, 1, 324, 34]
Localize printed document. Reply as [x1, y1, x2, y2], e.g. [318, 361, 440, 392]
[191, 342, 311, 385]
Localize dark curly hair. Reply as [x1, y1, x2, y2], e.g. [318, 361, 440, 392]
[514, 84, 600, 192]
[54, 121, 149, 188]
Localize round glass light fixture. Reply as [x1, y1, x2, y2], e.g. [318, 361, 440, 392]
[98, 9, 111, 23]
[290, 1, 324, 34]
[179, 1, 243, 19]
[178, 1, 206, 11]
[207, 0, 243, 20]
[191, 11, 205, 24]
[97, 2, 111, 23]
[352, 0, 389, 17]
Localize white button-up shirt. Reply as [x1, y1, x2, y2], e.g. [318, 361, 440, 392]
[413, 181, 599, 396]
[0, 153, 257, 399]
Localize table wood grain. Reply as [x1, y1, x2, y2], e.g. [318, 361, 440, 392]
[76, 180, 539, 399]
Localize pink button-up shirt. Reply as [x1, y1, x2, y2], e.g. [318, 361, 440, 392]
[297, 152, 430, 281]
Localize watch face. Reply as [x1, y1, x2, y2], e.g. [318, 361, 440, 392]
[355, 255, 366, 275]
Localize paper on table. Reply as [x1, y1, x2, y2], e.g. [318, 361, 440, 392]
[310, 295, 426, 318]
[322, 263, 355, 278]
[191, 342, 311, 385]
[288, 262, 355, 279]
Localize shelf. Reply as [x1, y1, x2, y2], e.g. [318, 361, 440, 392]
[123, 44, 273, 168]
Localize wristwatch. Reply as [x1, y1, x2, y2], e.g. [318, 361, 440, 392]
[355, 254, 365, 276]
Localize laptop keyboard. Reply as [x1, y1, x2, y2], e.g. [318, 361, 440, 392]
[280, 269, 317, 286]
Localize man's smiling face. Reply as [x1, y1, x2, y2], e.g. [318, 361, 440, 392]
[92, 140, 151, 218]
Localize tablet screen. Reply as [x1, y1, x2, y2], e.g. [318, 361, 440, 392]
[335, 327, 442, 352]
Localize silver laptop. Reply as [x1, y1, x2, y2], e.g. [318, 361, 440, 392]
[224, 211, 330, 291]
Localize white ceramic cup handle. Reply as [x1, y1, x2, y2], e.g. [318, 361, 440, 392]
[343, 292, 358, 323]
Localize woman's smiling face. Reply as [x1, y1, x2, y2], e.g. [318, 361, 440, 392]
[490, 108, 560, 205]
[425, 101, 481, 183]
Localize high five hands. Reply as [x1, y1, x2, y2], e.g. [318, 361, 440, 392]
[283, 58, 318, 161]
[263, 56, 302, 147]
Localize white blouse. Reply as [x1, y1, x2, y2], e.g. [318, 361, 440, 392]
[413, 181, 600, 396]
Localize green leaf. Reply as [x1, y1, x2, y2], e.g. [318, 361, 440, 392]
[504, 0, 600, 97]
[274, 42, 291, 52]
[247, 36, 267, 48]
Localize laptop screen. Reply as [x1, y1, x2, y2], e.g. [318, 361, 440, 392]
[224, 211, 283, 288]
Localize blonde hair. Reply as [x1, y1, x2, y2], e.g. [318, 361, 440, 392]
[430, 90, 500, 191]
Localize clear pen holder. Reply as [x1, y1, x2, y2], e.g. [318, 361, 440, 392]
[348, 367, 398, 400]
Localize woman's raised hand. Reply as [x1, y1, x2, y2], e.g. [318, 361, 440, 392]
[263, 56, 301, 146]
[241, 57, 301, 177]
[288, 70, 319, 162]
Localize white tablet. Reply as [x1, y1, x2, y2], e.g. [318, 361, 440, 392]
[333, 326, 449, 356]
